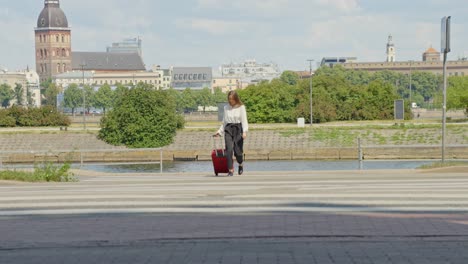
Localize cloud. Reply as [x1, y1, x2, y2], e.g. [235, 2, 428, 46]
[175, 18, 250, 35]
[317, 0, 360, 12]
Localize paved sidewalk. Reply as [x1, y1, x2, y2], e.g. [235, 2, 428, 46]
[1, 169, 468, 263]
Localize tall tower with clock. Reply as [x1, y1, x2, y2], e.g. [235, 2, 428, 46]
[35, 0, 72, 83]
[386, 34, 396, 62]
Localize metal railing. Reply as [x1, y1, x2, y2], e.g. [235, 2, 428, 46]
[0, 148, 164, 173]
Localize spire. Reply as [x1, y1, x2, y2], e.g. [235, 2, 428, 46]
[387, 34, 394, 46]
[386, 34, 396, 62]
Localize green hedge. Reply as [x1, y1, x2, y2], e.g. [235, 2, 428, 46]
[0, 106, 70, 127]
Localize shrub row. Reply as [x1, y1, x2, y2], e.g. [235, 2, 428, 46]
[0, 106, 71, 127]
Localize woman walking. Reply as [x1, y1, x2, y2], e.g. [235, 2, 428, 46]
[214, 90, 249, 176]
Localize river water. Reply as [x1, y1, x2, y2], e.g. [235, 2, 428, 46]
[83, 160, 446, 174]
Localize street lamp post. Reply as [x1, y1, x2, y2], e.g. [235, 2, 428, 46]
[409, 60, 413, 106]
[80, 63, 86, 130]
[307, 59, 314, 125]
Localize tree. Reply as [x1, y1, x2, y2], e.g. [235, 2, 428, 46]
[94, 84, 113, 115]
[43, 82, 61, 107]
[213, 87, 226, 104]
[180, 88, 197, 112]
[238, 79, 296, 123]
[195, 87, 214, 112]
[13, 83, 24, 106]
[112, 83, 129, 107]
[447, 76, 468, 115]
[0, 84, 13, 108]
[99, 83, 184, 148]
[83, 85, 95, 113]
[63, 84, 82, 115]
[280, 71, 300, 85]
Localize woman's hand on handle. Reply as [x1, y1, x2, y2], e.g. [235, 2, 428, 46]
[242, 132, 247, 139]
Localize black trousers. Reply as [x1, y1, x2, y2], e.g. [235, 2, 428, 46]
[224, 123, 244, 170]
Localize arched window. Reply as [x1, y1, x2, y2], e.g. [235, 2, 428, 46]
[63, 63, 66, 72]
[44, 49, 48, 58]
[62, 48, 66, 57]
[40, 49, 44, 59]
[39, 35, 42, 43]
[56, 35, 59, 42]
[57, 63, 61, 73]
[61, 35, 65, 43]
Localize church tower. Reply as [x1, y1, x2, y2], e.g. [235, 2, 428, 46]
[386, 34, 395, 62]
[35, 0, 72, 83]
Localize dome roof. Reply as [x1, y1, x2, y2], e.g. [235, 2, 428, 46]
[37, 0, 68, 28]
[424, 47, 439, 54]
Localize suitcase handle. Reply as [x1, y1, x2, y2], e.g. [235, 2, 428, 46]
[212, 135, 225, 156]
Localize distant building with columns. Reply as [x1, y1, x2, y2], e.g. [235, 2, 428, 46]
[323, 35, 468, 76]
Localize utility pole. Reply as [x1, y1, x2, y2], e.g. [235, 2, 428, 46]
[80, 63, 86, 130]
[409, 60, 413, 106]
[441, 16, 451, 163]
[307, 59, 314, 126]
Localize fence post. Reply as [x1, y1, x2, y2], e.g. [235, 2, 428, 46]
[160, 150, 163, 173]
[358, 138, 363, 170]
[80, 150, 84, 168]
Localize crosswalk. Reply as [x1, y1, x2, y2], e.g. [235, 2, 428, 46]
[1, 170, 468, 216]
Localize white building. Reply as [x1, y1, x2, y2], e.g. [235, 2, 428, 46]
[54, 69, 165, 89]
[0, 67, 41, 107]
[220, 59, 281, 82]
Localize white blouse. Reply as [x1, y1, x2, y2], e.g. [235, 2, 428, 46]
[218, 104, 249, 136]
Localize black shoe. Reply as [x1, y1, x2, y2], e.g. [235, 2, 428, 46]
[238, 165, 243, 175]
[227, 172, 234, 177]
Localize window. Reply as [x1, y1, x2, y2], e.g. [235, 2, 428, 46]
[56, 35, 59, 42]
[184, 74, 187, 80]
[62, 49, 66, 57]
[57, 63, 60, 73]
[203, 74, 207, 80]
[198, 74, 202, 80]
[62, 35, 65, 43]
[173, 74, 178, 80]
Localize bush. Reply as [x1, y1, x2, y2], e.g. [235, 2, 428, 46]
[0, 162, 75, 182]
[99, 84, 184, 148]
[0, 106, 70, 127]
[0, 111, 16, 127]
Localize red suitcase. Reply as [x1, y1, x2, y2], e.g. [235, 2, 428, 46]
[211, 136, 229, 176]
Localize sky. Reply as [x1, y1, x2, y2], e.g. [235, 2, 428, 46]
[1, 0, 468, 74]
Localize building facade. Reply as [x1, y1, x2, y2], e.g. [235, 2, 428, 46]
[35, 0, 72, 83]
[212, 77, 241, 92]
[171, 67, 212, 90]
[320, 57, 357, 67]
[55, 70, 163, 89]
[107, 37, 142, 57]
[220, 59, 281, 81]
[0, 68, 41, 107]
[322, 35, 468, 77]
